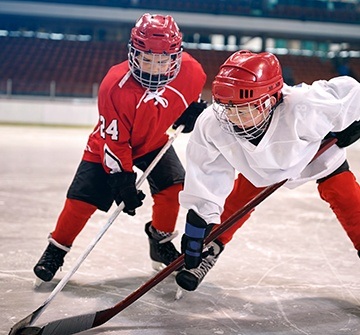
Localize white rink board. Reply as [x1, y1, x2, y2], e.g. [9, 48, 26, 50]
[0, 98, 98, 126]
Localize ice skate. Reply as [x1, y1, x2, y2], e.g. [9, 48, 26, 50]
[176, 239, 224, 291]
[33, 237, 70, 282]
[145, 222, 181, 271]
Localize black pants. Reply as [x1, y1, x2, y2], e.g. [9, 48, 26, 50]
[67, 145, 185, 212]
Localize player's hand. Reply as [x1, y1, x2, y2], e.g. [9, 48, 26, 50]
[327, 120, 360, 148]
[181, 209, 213, 269]
[108, 171, 145, 216]
[173, 99, 208, 133]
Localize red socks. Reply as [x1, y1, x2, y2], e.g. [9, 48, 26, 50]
[217, 171, 360, 250]
[151, 183, 183, 233]
[318, 171, 360, 250]
[218, 174, 265, 245]
[51, 198, 97, 246]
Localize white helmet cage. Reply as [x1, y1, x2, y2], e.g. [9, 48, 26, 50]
[213, 95, 273, 140]
[128, 45, 182, 91]
[128, 13, 183, 91]
[212, 50, 283, 141]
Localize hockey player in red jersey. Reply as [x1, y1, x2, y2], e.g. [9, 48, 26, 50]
[176, 50, 360, 291]
[33, 13, 207, 282]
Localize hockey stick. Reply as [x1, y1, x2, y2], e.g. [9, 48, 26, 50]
[10, 137, 337, 335]
[8, 124, 185, 335]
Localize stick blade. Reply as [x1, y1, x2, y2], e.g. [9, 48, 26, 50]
[12, 313, 97, 335]
[11, 327, 42, 335]
[8, 313, 37, 335]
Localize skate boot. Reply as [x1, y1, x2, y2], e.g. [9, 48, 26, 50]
[145, 221, 181, 271]
[176, 239, 224, 291]
[33, 236, 70, 282]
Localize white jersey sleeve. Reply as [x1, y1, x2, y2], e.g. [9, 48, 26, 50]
[289, 76, 360, 134]
[322, 76, 360, 129]
[179, 106, 237, 224]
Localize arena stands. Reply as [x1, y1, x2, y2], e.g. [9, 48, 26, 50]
[0, 37, 127, 98]
[0, 0, 359, 100]
[1, 35, 359, 100]
[14, 0, 360, 24]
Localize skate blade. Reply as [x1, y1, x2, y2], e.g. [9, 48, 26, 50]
[151, 261, 166, 272]
[175, 287, 184, 300]
[151, 261, 178, 276]
[33, 277, 44, 289]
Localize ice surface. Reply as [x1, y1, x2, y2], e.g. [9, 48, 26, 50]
[1, 125, 360, 335]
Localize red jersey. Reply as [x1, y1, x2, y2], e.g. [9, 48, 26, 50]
[83, 52, 206, 173]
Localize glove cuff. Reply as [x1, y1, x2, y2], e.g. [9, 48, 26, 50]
[186, 209, 207, 227]
[185, 222, 206, 239]
[185, 209, 207, 239]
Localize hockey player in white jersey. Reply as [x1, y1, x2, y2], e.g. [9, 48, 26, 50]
[175, 50, 360, 291]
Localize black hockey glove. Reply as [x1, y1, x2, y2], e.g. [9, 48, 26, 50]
[326, 120, 360, 148]
[173, 99, 208, 133]
[181, 209, 214, 269]
[108, 171, 145, 216]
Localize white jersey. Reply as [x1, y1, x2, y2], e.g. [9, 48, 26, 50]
[180, 76, 360, 224]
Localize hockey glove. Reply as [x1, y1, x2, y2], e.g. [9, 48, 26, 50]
[108, 171, 145, 216]
[326, 120, 360, 148]
[173, 99, 208, 133]
[181, 209, 214, 269]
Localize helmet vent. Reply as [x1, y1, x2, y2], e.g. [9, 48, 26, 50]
[134, 38, 146, 47]
[240, 89, 253, 99]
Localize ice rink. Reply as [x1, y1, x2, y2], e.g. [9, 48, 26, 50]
[1, 124, 360, 335]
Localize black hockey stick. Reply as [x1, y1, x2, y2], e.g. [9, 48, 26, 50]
[11, 137, 337, 335]
[8, 125, 185, 335]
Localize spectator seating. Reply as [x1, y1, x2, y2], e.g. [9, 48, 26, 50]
[1, 36, 359, 99]
[17, 0, 360, 24]
[276, 54, 339, 85]
[0, 37, 127, 97]
[349, 58, 360, 80]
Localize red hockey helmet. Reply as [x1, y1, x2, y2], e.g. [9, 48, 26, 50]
[130, 13, 182, 54]
[212, 50, 283, 105]
[128, 14, 183, 90]
[212, 50, 284, 140]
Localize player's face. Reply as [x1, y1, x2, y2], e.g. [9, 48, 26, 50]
[226, 102, 267, 129]
[136, 53, 171, 75]
[213, 95, 276, 140]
